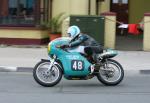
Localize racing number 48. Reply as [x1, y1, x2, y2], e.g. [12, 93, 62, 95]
[71, 60, 84, 71]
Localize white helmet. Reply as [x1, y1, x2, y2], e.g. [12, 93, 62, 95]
[67, 25, 80, 38]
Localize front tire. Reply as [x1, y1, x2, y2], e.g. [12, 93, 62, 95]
[33, 61, 62, 87]
[97, 59, 124, 86]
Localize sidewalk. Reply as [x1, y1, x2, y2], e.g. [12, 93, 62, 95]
[0, 45, 150, 74]
[0, 45, 48, 72]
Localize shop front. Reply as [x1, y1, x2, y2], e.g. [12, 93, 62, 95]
[0, 0, 52, 45]
[109, 0, 150, 50]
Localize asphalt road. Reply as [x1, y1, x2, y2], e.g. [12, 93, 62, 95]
[0, 72, 150, 103]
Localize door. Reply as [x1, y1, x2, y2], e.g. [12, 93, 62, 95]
[0, 0, 9, 17]
[110, 0, 129, 24]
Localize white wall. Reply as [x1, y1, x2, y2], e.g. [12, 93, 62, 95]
[90, 0, 96, 15]
[52, 0, 90, 17]
[99, 0, 110, 14]
[52, 0, 70, 17]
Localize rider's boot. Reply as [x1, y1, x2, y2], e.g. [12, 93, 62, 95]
[92, 53, 99, 63]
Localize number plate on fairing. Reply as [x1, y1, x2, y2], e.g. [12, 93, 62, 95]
[71, 60, 84, 71]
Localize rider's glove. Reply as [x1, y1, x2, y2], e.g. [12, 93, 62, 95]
[60, 44, 69, 49]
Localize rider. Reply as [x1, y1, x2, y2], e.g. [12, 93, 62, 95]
[61, 25, 103, 62]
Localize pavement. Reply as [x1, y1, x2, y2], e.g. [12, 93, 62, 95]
[0, 45, 150, 74]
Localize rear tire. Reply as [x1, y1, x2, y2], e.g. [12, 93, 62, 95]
[97, 59, 124, 86]
[33, 61, 62, 87]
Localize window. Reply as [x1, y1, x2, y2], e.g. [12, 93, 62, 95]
[0, 0, 51, 27]
[112, 0, 128, 4]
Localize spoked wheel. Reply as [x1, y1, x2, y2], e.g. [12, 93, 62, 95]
[33, 61, 62, 87]
[97, 59, 124, 86]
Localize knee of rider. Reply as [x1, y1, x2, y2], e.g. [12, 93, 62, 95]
[84, 47, 93, 55]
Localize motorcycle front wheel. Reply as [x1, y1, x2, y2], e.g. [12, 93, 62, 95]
[33, 61, 62, 87]
[97, 59, 124, 86]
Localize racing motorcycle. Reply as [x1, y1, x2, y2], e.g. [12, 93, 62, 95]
[33, 37, 124, 87]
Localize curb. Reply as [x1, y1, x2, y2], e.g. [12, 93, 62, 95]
[1, 66, 150, 75]
[0, 66, 33, 72]
[0, 44, 47, 48]
[0, 66, 17, 72]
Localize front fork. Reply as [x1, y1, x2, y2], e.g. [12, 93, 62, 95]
[46, 55, 57, 72]
[100, 59, 115, 73]
[94, 59, 112, 72]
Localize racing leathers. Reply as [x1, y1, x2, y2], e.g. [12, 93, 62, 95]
[65, 33, 103, 62]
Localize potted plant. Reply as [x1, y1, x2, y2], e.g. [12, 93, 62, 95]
[44, 13, 66, 41]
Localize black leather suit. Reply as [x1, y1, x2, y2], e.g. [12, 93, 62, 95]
[69, 34, 103, 62]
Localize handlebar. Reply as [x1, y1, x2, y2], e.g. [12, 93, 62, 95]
[55, 45, 68, 51]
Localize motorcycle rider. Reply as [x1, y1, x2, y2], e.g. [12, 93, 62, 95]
[61, 25, 103, 62]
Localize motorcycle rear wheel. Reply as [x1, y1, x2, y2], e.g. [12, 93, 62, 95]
[33, 61, 62, 87]
[97, 59, 124, 86]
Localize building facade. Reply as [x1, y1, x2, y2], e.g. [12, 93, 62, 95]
[0, 0, 150, 50]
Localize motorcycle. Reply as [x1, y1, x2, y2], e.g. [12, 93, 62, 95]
[33, 37, 124, 87]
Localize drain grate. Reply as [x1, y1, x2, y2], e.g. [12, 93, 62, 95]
[17, 67, 33, 72]
[140, 70, 150, 74]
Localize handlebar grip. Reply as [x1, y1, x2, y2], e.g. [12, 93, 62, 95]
[55, 45, 69, 52]
[56, 45, 61, 48]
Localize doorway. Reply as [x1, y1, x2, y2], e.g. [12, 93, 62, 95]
[110, 0, 143, 51]
[110, 0, 128, 24]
